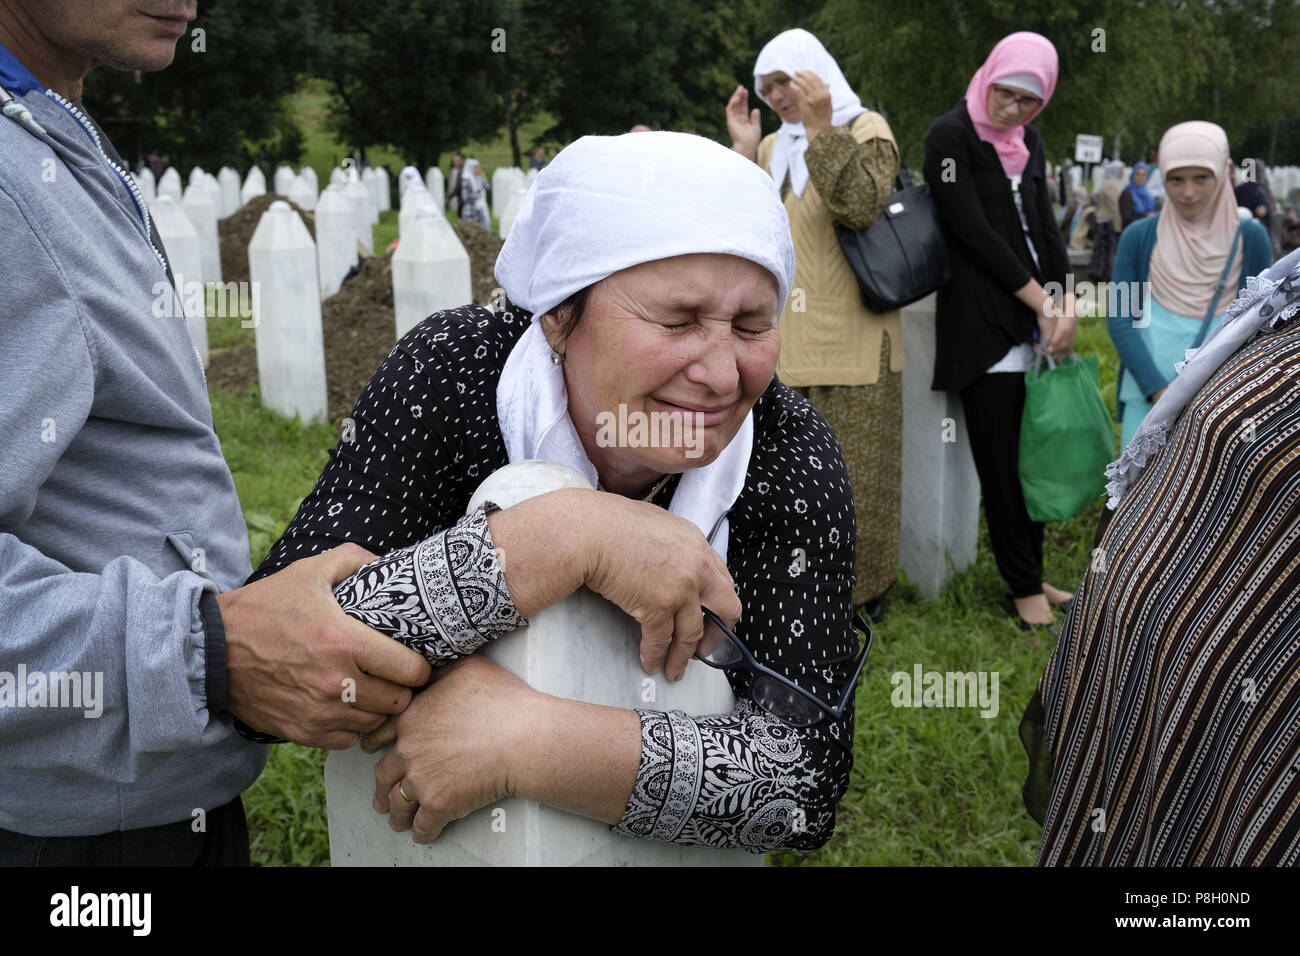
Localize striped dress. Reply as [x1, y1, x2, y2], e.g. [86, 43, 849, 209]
[1021, 317, 1300, 865]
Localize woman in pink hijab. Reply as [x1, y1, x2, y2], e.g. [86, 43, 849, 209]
[1108, 121, 1274, 450]
[924, 33, 1075, 631]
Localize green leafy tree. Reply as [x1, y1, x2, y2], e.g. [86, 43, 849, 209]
[316, 0, 509, 171]
[814, 0, 1219, 166]
[666, 0, 803, 141]
[1188, 0, 1300, 164]
[514, 0, 690, 141]
[81, 0, 321, 172]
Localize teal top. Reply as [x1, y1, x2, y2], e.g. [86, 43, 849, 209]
[1108, 213, 1273, 419]
[1116, 296, 1227, 448]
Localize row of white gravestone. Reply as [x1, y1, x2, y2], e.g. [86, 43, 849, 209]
[1265, 165, 1299, 198]
[1077, 162, 1300, 200]
[241, 194, 474, 422]
[133, 162, 320, 220]
[315, 176, 397, 298]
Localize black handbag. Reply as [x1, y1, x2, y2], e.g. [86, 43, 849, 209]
[833, 161, 951, 313]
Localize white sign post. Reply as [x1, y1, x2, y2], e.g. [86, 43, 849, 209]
[1074, 134, 1103, 164]
[1075, 134, 1103, 192]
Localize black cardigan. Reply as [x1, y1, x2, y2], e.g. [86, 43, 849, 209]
[922, 100, 1069, 392]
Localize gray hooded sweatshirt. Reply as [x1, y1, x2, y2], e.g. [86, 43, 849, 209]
[0, 48, 266, 836]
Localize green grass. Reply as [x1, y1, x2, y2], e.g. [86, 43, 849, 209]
[288, 76, 555, 190]
[206, 379, 338, 569]
[240, 741, 332, 867]
[205, 352, 339, 866]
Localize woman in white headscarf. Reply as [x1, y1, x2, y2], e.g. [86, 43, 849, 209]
[458, 158, 491, 229]
[726, 27, 902, 620]
[251, 131, 867, 853]
[397, 165, 423, 197]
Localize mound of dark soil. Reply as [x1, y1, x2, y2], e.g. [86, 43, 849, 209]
[217, 193, 315, 286]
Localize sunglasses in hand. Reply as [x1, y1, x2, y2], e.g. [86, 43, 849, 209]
[694, 606, 873, 727]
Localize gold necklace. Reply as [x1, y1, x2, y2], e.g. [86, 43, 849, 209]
[597, 473, 673, 501]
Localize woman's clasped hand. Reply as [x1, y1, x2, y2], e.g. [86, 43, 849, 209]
[473, 487, 738, 681]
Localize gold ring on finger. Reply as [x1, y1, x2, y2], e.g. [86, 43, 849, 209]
[398, 782, 416, 804]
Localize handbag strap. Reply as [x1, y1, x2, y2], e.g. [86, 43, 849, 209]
[1192, 223, 1244, 347]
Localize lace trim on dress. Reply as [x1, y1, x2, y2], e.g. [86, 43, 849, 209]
[1104, 259, 1300, 509]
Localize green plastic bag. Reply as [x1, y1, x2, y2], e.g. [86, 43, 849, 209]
[1019, 353, 1115, 523]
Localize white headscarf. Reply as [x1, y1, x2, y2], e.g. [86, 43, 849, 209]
[398, 165, 422, 195]
[493, 131, 795, 560]
[753, 28, 865, 198]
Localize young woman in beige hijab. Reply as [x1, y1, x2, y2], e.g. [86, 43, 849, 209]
[1108, 121, 1274, 450]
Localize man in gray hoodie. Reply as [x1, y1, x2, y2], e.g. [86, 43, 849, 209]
[0, 0, 430, 865]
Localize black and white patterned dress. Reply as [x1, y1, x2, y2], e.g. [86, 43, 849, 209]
[250, 299, 860, 853]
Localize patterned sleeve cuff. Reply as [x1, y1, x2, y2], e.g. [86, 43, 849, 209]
[610, 709, 697, 842]
[332, 502, 527, 665]
[610, 702, 830, 852]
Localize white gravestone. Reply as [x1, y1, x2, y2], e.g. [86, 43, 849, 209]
[288, 174, 317, 212]
[898, 293, 979, 596]
[217, 166, 241, 217]
[399, 177, 425, 207]
[132, 167, 155, 204]
[424, 166, 444, 206]
[182, 182, 222, 287]
[329, 167, 346, 188]
[361, 167, 381, 224]
[187, 166, 206, 189]
[493, 168, 527, 221]
[325, 460, 761, 866]
[203, 172, 223, 215]
[392, 209, 473, 338]
[398, 187, 439, 237]
[247, 201, 328, 424]
[300, 165, 319, 196]
[241, 166, 266, 206]
[499, 189, 526, 239]
[157, 166, 182, 203]
[149, 195, 208, 368]
[273, 164, 296, 196]
[315, 184, 357, 300]
[491, 166, 514, 219]
[375, 166, 391, 212]
[342, 177, 375, 256]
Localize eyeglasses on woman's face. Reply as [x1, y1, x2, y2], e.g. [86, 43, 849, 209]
[694, 606, 873, 728]
[758, 72, 792, 102]
[991, 85, 1042, 112]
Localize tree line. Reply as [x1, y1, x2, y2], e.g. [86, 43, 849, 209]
[82, 0, 1299, 177]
